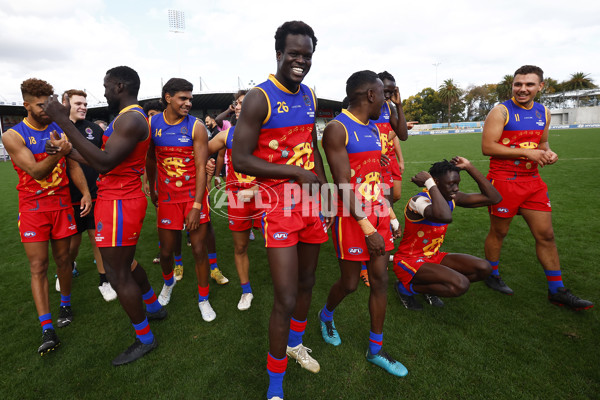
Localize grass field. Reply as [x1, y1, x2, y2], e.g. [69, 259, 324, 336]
[0, 129, 598, 399]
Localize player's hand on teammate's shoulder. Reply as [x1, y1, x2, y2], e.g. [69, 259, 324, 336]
[411, 171, 432, 187]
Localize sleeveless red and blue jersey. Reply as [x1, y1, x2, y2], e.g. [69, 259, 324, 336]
[225, 125, 256, 189]
[373, 101, 396, 159]
[489, 98, 548, 180]
[396, 190, 455, 257]
[7, 118, 70, 212]
[330, 109, 385, 212]
[252, 74, 317, 188]
[96, 105, 150, 200]
[149, 112, 200, 203]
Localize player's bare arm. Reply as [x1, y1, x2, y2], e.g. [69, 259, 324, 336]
[233, 88, 319, 185]
[482, 105, 550, 166]
[389, 90, 408, 141]
[322, 121, 385, 256]
[67, 158, 92, 217]
[410, 171, 452, 223]
[451, 156, 502, 208]
[145, 137, 158, 207]
[186, 122, 209, 231]
[44, 97, 147, 174]
[207, 130, 228, 154]
[3, 129, 71, 180]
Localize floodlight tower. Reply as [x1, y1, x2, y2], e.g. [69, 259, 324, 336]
[433, 62, 441, 89]
[168, 10, 185, 75]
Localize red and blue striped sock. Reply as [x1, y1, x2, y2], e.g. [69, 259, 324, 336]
[287, 317, 306, 348]
[60, 294, 71, 307]
[369, 331, 383, 355]
[162, 270, 175, 286]
[132, 318, 154, 345]
[208, 253, 218, 271]
[241, 281, 252, 294]
[266, 352, 287, 399]
[142, 288, 161, 313]
[198, 285, 209, 302]
[487, 260, 500, 276]
[174, 254, 183, 268]
[544, 269, 564, 294]
[320, 305, 334, 322]
[39, 313, 53, 331]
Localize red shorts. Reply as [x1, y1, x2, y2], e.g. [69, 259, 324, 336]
[389, 157, 402, 181]
[227, 188, 260, 232]
[157, 195, 210, 230]
[487, 176, 551, 218]
[393, 252, 448, 291]
[382, 171, 394, 187]
[95, 197, 147, 247]
[331, 212, 395, 261]
[259, 207, 328, 248]
[18, 209, 77, 243]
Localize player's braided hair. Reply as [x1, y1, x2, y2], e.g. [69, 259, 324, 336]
[429, 159, 461, 179]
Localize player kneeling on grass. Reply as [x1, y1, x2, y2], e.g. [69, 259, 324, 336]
[393, 157, 502, 310]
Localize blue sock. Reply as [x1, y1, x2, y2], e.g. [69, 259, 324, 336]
[544, 269, 564, 294]
[369, 331, 383, 355]
[208, 252, 218, 271]
[60, 294, 71, 307]
[396, 281, 417, 296]
[287, 318, 306, 348]
[320, 305, 334, 322]
[133, 318, 154, 345]
[142, 289, 161, 313]
[487, 260, 500, 276]
[39, 313, 53, 331]
[361, 262, 367, 271]
[241, 281, 252, 294]
[267, 353, 287, 399]
[174, 254, 183, 268]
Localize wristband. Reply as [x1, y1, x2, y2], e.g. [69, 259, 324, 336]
[192, 202, 203, 210]
[425, 178, 436, 190]
[357, 218, 376, 237]
[390, 218, 400, 231]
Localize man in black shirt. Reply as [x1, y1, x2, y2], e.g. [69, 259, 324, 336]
[62, 89, 117, 301]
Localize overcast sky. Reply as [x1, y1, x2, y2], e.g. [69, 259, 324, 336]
[1, 0, 598, 106]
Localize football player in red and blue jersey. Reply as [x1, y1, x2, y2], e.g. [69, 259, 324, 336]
[233, 21, 329, 400]
[392, 157, 500, 310]
[481, 65, 593, 310]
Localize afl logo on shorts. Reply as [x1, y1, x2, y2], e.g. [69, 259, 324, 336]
[23, 231, 36, 238]
[273, 232, 288, 240]
[161, 219, 172, 225]
[348, 247, 363, 255]
[496, 207, 509, 214]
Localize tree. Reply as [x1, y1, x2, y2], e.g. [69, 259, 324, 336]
[438, 79, 462, 126]
[495, 74, 514, 102]
[562, 72, 597, 107]
[563, 72, 597, 91]
[464, 84, 498, 121]
[402, 87, 444, 124]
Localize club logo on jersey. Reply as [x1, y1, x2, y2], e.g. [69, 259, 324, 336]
[357, 171, 381, 202]
[519, 142, 538, 149]
[23, 231, 36, 238]
[35, 163, 64, 190]
[535, 110, 542, 119]
[303, 94, 311, 107]
[423, 237, 444, 256]
[273, 232, 288, 240]
[162, 157, 186, 178]
[181, 127, 188, 135]
[348, 247, 363, 255]
[161, 219, 172, 225]
[285, 142, 314, 171]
